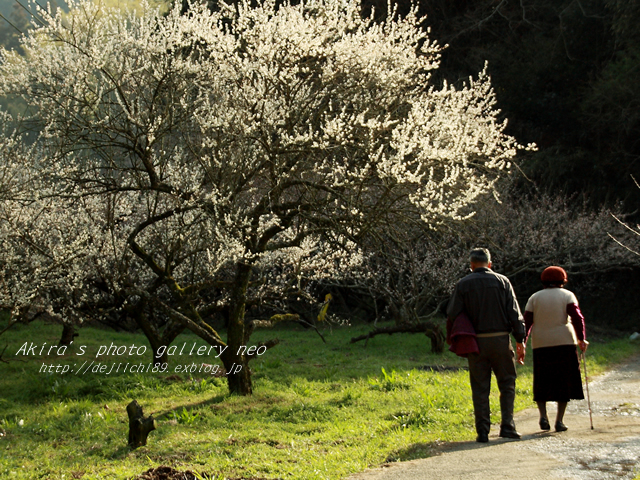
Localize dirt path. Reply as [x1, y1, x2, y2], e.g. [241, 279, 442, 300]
[348, 355, 640, 480]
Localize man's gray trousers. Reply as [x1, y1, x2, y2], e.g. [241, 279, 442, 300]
[467, 334, 517, 435]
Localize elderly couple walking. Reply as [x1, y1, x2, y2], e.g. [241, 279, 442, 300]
[446, 248, 588, 443]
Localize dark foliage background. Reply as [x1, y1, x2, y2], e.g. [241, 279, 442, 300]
[363, 0, 640, 210]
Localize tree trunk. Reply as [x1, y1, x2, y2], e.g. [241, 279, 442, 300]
[59, 323, 78, 346]
[151, 345, 169, 366]
[224, 263, 253, 395]
[425, 324, 445, 354]
[131, 301, 182, 367]
[224, 355, 252, 395]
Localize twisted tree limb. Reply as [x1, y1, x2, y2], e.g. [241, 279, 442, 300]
[350, 321, 445, 353]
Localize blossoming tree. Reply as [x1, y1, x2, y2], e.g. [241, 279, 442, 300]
[347, 183, 640, 349]
[0, 0, 525, 394]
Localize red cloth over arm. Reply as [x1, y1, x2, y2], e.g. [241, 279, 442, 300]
[567, 303, 585, 341]
[523, 311, 534, 345]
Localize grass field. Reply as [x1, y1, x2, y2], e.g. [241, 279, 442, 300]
[1, 316, 638, 480]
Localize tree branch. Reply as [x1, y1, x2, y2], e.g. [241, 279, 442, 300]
[131, 290, 226, 349]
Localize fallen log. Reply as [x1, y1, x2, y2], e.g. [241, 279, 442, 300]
[127, 400, 156, 448]
[350, 321, 445, 353]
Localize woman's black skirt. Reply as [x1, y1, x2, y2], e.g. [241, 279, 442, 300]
[532, 344, 584, 402]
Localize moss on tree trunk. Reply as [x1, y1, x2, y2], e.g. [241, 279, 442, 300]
[224, 263, 253, 395]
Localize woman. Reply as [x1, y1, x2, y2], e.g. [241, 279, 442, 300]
[523, 266, 588, 432]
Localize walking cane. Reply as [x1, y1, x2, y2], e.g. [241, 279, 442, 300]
[581, 349, 594, 430]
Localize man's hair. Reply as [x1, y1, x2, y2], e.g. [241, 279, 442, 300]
[469, 248, 491, 265]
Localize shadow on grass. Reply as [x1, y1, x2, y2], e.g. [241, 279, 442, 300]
[107, 445, 134, 460]
[153, 393, 227, 420]
[385, 441, 442, 462]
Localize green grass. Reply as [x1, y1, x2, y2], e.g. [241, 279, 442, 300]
[0, 316, 638, 480]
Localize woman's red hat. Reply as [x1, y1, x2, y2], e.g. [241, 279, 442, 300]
[541, 266, 567, 283]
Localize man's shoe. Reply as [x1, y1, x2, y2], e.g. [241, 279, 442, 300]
[499, 428, 521, 439]
[539, 417, 551, 431]
[476, 432, 489, 443]
[555, 421, 568, 432]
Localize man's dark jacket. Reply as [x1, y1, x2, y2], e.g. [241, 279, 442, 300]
[446, 267, 525, 343]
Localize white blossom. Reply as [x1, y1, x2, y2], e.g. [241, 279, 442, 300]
[0, 0, 526, 350]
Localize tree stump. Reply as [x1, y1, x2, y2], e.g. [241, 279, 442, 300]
[127, 400, 156, 448]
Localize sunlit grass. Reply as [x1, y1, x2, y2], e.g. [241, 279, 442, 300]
[0, 315, 637, 479]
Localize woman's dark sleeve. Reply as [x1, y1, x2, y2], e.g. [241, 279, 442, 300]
[567, 303, 585, 341]
[523, 311, 534, 345]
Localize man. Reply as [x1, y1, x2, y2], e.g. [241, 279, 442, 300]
[447, 248, 526, 443]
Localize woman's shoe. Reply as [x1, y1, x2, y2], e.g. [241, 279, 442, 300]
[555, 421, 568, 432]
[539, 417, 550, 431]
